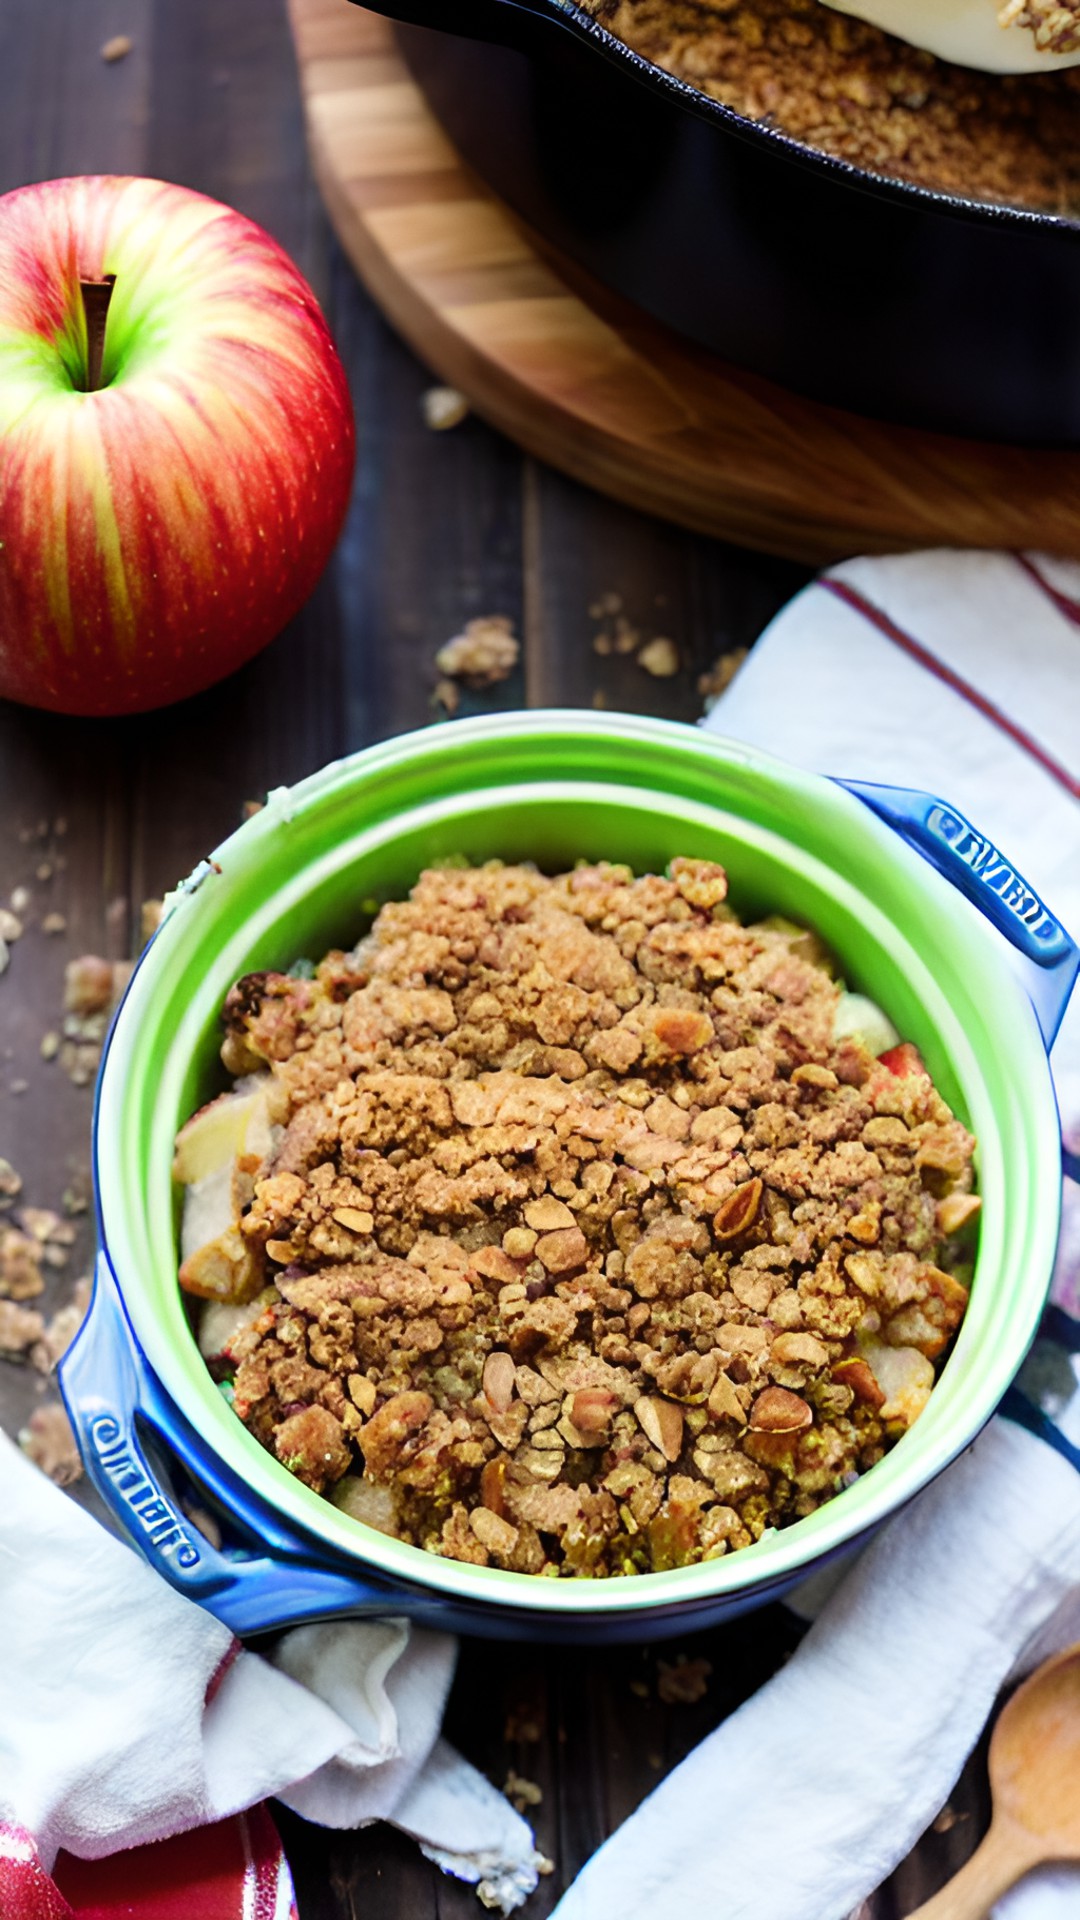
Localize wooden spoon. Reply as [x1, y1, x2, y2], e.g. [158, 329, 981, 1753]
[908, 1642, 1080, 1919]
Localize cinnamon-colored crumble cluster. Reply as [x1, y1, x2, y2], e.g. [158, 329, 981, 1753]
[187, 860, 977, 1578]
[1006, 0, 1080, 58]
[579, 0, 1080, 210]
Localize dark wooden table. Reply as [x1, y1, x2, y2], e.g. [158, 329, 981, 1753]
[0, 3, 993, 1912]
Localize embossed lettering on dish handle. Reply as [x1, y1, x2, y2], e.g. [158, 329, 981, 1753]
[834, 777, 1079, 1049]
[925, 803, 1061, 947]
[86, 1411, 201, 1570]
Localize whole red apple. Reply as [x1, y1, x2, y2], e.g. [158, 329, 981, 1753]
[0, 176, 355, 716]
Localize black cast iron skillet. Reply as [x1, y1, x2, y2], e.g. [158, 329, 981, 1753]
[350, 0, 1080, 443]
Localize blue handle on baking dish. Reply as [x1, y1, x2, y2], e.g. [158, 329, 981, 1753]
[836, 779, 1080, 1052]
[59, 1253, 446, 1635]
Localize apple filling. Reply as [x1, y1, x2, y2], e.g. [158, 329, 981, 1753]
[174, 860, 977, 1577]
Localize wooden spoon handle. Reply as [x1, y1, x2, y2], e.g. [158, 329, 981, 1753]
[905, 1821, 1038, 1920]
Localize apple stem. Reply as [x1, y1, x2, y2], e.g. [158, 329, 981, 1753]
[79, 274, 116, 392]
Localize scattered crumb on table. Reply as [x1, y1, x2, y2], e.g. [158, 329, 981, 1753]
[434, 615, 519, 688]
[503, 1770, 544, 1812]
[656, 1654, 713, 1704]
[422, 386, 469, 431]
[698, 646, 750, 710]
[637, 636, 680, 678]
[19, 1400, 83, 1484]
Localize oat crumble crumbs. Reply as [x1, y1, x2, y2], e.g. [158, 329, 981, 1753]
[422, 386, 470, 431]
[504, 1770, 544, 1810]
[698, 647, 750, 710]
[434, 616, 520, 689]
[0, 1299, 46, 1356]
[656, 1652, 713, 1702]
[19, 1400, 83, 1485]
[178, 859, 976, 1579]
[637, 637, 681, 678]
[579, 0, 1080, 211]
[141, 898, 167, 943]
[58, 954, 132, 1086]
[504, 1699, 545, 1741]
[1004, 0, 1080, 56]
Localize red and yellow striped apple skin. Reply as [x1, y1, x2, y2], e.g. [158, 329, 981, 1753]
[0, 177, 355, 715]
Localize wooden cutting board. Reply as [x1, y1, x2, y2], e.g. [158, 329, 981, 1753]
[287, 0, 1080, 565]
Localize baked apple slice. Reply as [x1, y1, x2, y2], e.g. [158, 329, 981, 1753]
[857, 1333, 934, 1429]
[175, 1078, 276, 1303]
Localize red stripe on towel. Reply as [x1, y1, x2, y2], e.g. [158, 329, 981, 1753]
[1015, 553, 1080, 628]
[205, 1637, 242, 1706]
[820, 576, 1080, 803]
[51, 1805, 298, 1919]
[0, 1827, 73, 1920]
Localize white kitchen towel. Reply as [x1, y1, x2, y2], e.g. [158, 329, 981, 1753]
[0, 1431, 539, 1911]
[705, 549, 1080, 1308]
[552, 548, 1080, 1920]
[554, 1418, 1080, 1920]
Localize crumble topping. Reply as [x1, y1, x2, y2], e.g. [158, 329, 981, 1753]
[1000, 0, 1080, 56]
[178, 860, 976, 1578]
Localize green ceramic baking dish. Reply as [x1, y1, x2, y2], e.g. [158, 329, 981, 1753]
[60, 712, 1077, 1639]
